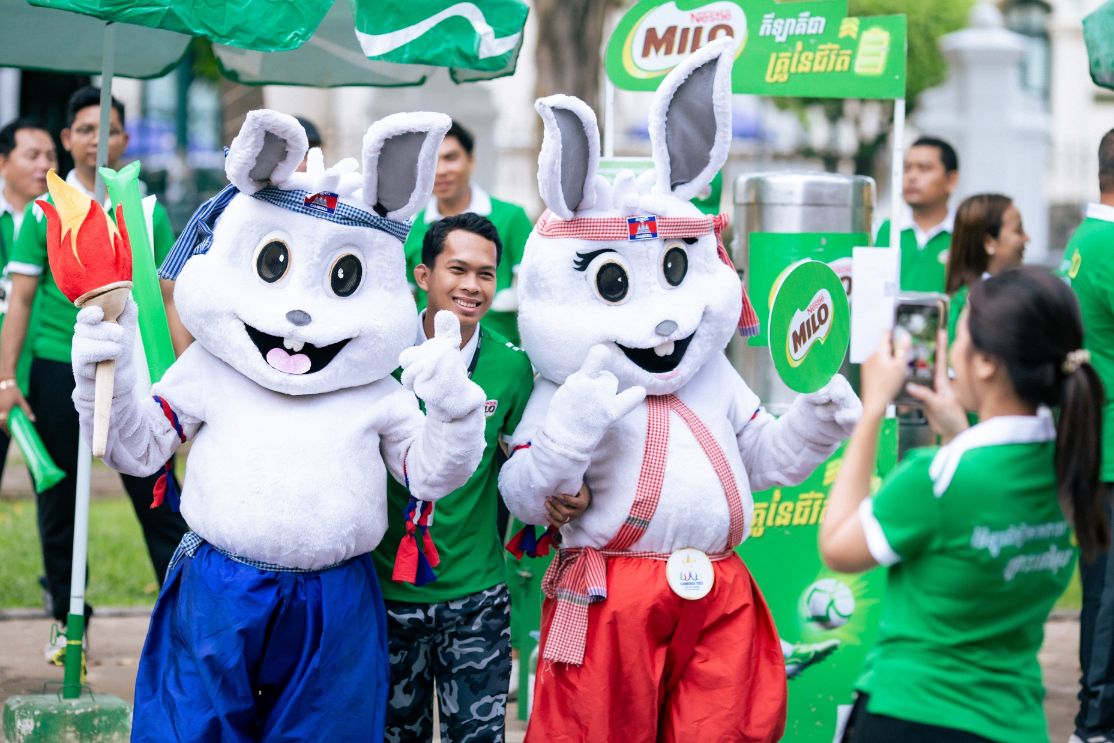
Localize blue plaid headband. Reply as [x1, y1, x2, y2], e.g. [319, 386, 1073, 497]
[158, 184, 413, 280]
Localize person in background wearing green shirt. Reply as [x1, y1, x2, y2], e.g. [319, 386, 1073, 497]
[0, 117, 55, 486]
[943, 193, 1029, 344]
[374, 213, 586, 742]
[0, 87, 188, 663]
[820, 266, 1106, 743]
[1068, 127, 1114, 743]
[875, 136, 959, 292]
[403, 121, 534, 345]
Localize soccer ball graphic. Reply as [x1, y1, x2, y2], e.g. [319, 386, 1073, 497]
[803, 578, 855, 629]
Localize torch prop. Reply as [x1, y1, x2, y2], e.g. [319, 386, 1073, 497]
[38, 170, 133, 458]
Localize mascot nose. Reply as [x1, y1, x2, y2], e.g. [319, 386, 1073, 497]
[286, 310, 312, 326]
[655, 320, 678, 336]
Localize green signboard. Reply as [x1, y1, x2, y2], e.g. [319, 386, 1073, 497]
[768, 259, 849, 393]
[740, 420, 897, 742]
[606, 0, 906, 99]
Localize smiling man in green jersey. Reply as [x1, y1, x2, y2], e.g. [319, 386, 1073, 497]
[875, 137, 959, 292]
[1066, 127, 1114, 743]
[374, 212, 578, 742]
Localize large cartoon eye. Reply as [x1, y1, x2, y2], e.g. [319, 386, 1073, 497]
[256, 240, 289, 283]
[594, 261, 629, 304]
[330, 254, 363, 297]
[662, 245, 688, 287]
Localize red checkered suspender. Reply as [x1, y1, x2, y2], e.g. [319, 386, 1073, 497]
[606, 394, 744, 553]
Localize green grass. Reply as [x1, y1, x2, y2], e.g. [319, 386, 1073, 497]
[0, 496, 159, 609]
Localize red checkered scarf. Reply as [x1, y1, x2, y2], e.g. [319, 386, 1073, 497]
[540, 394, 748, 665]
[534, 210, 760, 337]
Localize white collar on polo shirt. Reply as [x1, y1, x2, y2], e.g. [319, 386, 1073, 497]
[423, 182, 493, 224]
[901, 204, 956, 250]
[1085, 202, 1114, 224]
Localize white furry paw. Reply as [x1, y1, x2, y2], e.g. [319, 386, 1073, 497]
[71, 298, 138, 393]
[802, 374, 861, 439]
[399, 311, 485, 420]
[543, 344, 646, 454]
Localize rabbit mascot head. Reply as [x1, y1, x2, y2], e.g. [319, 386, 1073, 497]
[516, 38, 757, 396]
[163, 109, 450, 395]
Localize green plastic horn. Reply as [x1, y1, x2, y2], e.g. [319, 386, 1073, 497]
[99, 162, 175, 383]
[9, 407, 64, 492]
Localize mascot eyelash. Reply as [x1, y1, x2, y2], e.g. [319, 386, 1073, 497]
[573, 249, 616, 271]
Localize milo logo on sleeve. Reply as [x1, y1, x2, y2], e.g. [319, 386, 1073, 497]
[788, 288, 834, 367]
[769, 260, 849, 393]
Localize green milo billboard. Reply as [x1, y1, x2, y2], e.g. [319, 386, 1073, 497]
[606, 0, 906, 99]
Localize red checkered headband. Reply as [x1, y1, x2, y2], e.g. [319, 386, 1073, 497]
[534, 210, 760, 337]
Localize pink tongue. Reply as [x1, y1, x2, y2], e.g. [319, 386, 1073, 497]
[266, 347, 312, 374]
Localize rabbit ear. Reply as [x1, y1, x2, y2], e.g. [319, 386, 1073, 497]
[362, 112, 452, 221]
[648, 38, 735, 201]
[225, 110, 308, 194]
[535, 95, 600, 219]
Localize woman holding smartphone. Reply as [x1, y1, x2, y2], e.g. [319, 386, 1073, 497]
[943, 193, 1030, 343]
[821, 266, 1106, 743]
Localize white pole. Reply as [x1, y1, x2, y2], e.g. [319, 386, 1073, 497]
[70, 19, 116, 633]
[603, 77, 615, 158]
[888, 97, 906, 249]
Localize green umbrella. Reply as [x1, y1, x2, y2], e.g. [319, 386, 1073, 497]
[1084, 1, 1114, 91]
[28, 0, 529, 85]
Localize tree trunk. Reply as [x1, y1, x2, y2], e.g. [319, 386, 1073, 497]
[533, 0, 618, 112]
[220, 80, 264, 146]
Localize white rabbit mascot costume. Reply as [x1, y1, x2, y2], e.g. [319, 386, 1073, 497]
[499, 40, 861, 742]
[68, 110, 487, 741]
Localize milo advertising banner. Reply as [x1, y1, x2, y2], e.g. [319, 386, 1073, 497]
[740, 425, 896, 742]
[768, 260, 850, 393]
[606, 0, 907, 99]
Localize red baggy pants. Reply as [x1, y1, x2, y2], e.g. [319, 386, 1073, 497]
[526, 553, 787, 743]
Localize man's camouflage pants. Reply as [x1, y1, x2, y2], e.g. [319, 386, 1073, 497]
[384, 583, 511, 743]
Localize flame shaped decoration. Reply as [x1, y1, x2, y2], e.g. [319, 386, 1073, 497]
[38, 170, 132, 303]
[37, 170, 134, 459]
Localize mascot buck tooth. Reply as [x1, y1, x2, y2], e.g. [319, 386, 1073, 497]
[67, 110, 488, 740]
[499, 39, 862, 742]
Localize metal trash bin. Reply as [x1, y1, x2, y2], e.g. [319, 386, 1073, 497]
[729, 172, 874, 415]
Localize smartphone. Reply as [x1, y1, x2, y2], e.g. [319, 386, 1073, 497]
[892, 293, 948, 401]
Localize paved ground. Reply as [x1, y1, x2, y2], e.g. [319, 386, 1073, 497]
[0, 608, 528, 742]
[0, 608, 1081, 742]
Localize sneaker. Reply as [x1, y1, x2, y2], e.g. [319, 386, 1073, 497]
[784, 639, 841, 679]
[43, 624, 65, 665]
[1071, 733, 1114, 743]
[43, 623, 89, 667]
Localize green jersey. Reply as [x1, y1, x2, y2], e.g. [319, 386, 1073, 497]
[858, 416, 1074, 742]
[0, 201, 36, 391]
[373, 323, 535, 603]
[404, 187, 534, 344]
[9, 179, 175, 364]
[875, 218, 952, 293]
[1064, 205, 1114, 481]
